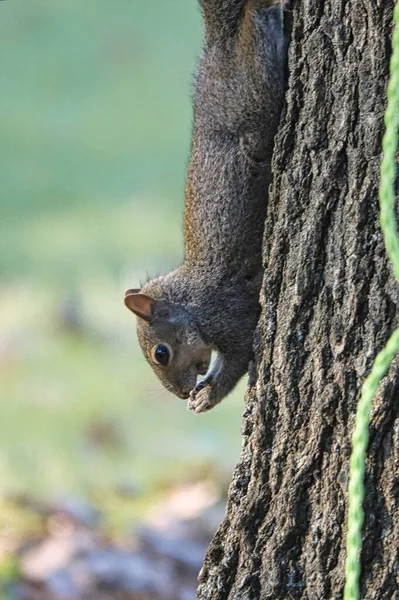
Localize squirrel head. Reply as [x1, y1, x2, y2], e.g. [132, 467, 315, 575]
[124, 286, 211, 399]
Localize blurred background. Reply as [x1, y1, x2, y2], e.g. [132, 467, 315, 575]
[0, 1, 245, 598]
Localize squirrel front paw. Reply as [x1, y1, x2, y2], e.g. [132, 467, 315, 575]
[187, 378, 217, 414]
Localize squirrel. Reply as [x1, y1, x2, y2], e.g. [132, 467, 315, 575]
[125, 0, 291, 414]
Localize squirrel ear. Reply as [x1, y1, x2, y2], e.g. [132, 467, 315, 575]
[124, 292, 154, 322]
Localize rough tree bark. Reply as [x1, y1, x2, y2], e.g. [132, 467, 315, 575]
[197, 1, 398, 599]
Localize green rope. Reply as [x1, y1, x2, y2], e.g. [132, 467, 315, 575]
[344, 2, 399, 599]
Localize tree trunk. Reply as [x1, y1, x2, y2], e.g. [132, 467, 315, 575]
[197, 1, 399, 599]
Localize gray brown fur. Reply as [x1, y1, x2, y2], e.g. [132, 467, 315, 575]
[125, 0, 290, 413]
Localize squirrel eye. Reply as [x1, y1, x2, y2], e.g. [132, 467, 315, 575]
[152, 344, 171, 367]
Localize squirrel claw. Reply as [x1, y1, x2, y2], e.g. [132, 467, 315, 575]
[187, 395, 214, 414]
[187, 383, 216, 414]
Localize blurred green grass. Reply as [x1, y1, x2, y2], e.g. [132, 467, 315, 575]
[0, 0, 245, 514]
